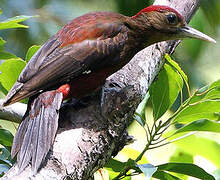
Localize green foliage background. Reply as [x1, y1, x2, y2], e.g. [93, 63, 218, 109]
[0, 0, 220, 179]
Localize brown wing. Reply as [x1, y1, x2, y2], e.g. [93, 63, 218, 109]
[3, 12, 128, 106]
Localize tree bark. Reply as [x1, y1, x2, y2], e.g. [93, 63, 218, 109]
[2, 0, 200, 179]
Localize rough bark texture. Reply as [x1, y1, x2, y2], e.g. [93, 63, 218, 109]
[3, 0, 200, 179]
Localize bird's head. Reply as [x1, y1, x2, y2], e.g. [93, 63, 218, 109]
[132, 5, 216, 44]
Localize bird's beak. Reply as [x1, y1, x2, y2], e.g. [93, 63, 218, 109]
[179, 26, 216, 43]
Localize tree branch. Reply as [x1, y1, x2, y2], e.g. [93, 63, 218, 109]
[3, 0, 200, 179]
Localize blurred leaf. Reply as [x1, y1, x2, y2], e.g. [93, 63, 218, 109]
[0, 164, 10, 177]
[184, 11, 204, 61]
[136, 164, 157, 180]
[0, 148, 10, 161]
[0, 37, 6, 51]
[153, 171, 181, 180]
[115, 0, 152, 16]
[169, 149, 193, 164]
[0, 129, 13, 149]
[169, 149, 194, 180]
[0, 148, 12, 167]
[200, 0, 220, 28]
[135, 92, 150, 126]
[0, 9, 2, 16]
[0, 59, 26, 92]
[0, 15, 36, 30]
[173, 100, 220, 123]
[25, 45, 41, 62]
[157, 163, 215, 180]
[174, 135, 220, 168]
[150, 63, 183, 120]
[174, 119, 220, 134]
[0, 51, 21, 60]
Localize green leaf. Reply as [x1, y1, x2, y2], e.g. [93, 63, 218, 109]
[136, 164, 157, 180]
[157, 163, 215, 180]
[0, 148, 12, 167]
[25, 45, 41, 62]
[0, 37, 6, 51]
[169, 149, 193, 180]
[174, 135, 220, 168]
[169, 149, 193, 164]
[105, 159, 124, 172]
[0, 59, 26, 92]
[134, 92, 150, 126]
[173, 100, 220, 123]
[0, 129, 13, 148]
[165, 54, 190, 94]
[0, 148, 10, 161]
[106, 168, 131, 180]
[0, 51, 21, 60]
[0, 164, 10, 177]
[190, 79, 220, 103]
[0, 15, 36, 30]
[174, 119, 220, 134]
[150, 63, 183, 120]
[153, 171, 181, 180]
[0, 9, 2, 16]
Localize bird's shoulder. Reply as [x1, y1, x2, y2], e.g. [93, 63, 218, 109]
[55, 11, 128, 47]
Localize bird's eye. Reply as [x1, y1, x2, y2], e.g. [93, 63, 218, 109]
[166, 14, 177, 24]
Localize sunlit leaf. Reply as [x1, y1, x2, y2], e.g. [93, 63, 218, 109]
[169, 149, 194, 179]
[137, 164, 157, 180]
[0, 15, 36, 30]
[150, 63, 183, 120]
[157, 163, 215, 180]
[169, 149, 193, 164]
[0, 59, 26, 92]
[174, 135, 220, 168]
[174, 119, 220, 134]
[119, 147, 148, 164]
[165, 54, 190, 94]
[190, 79, 220, 103]
[173, 100, 220, 123]
[25, 45, 41, 62]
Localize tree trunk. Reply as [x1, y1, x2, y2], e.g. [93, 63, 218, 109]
[2, 0, 200, 179]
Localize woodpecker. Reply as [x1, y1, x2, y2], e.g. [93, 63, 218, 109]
[3, 5, 215, 173]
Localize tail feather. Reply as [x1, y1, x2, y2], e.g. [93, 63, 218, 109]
[11, 90, 63, 173]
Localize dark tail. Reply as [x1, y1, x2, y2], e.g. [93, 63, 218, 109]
[11, 90, 63, 173]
